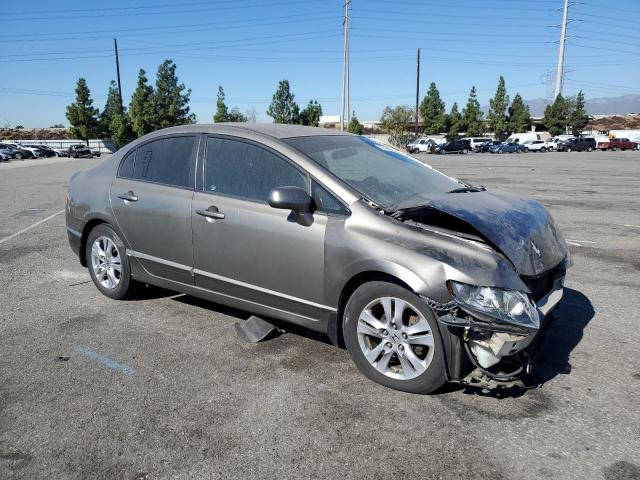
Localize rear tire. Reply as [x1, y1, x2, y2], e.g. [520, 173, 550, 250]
[567, 147, 572, 152]
[343, 281, 447, 394]
[86, 224, 139, 300]
[587, 146, 593, 152]
[540, 147, 547, 152]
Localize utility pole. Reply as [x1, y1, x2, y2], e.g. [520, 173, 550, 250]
[114, 38, 124, 112]
[554, 0, 570, 98]
[340, 0, 351, 131]
[415, 48, 420, 134]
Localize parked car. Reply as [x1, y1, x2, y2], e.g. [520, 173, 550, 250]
[522, 140, 553, 152]
[68, 144, 94, 158]
[436, 139, 472, 154]
[66, 124, 569, 394]
[90, 147, 102, 157]
[597, 138, 638, 151]
[406, 138, 436, 154]
[461, 137, 492, 151]
[0, 147, 15, 161]
[546, 138, 560, 150]
[24, 144, 55, 157]
[489, 142, 526, 154]
[475, 140, 502, 153]
[0, 143, 33, 159]
[557, 137, 596, 152]
[49, 146, 70, 157]
[4, 142, 42, 158]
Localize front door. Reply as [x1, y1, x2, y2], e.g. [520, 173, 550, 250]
[110, 135, 198, 284]
[192, 136, 328, 319]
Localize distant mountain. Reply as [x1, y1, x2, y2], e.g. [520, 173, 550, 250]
[525, 95, 640, 117]
[483, 94, 640, 117]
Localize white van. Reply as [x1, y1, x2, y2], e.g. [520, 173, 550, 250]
[461, 137, 493, 150]
[506, 133, 540, 144]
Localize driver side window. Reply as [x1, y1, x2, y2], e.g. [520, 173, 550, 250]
[204, 137, 307, 202]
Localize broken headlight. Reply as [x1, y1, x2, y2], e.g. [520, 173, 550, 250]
[448, 281, 540, 329]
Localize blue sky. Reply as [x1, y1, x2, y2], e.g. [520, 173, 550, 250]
[1, 0, 639, 127]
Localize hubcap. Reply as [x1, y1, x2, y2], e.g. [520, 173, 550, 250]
[356, 297, 435, 380]
[90, 236, 122, 289]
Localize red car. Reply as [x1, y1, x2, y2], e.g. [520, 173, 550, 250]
[597, 138, 638, 151]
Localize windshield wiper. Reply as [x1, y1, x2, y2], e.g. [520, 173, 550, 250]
[447, 185, 485, 194]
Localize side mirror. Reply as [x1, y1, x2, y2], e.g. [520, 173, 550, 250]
[268, 186, 314, 226]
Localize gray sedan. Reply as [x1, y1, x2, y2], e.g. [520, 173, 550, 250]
[65, 124, 569, 393]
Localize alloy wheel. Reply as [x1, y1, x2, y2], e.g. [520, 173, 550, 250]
[90, 236, 122, 289]
[356, 297, 435, 380]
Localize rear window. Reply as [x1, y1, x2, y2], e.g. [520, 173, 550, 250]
[123, 136, 196, 188]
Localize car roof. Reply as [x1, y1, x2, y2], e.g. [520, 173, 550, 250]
[142, 123, 353, 140]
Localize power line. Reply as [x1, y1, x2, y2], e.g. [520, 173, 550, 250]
[2, 0, 327, 20]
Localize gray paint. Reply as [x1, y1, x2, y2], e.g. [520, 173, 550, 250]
[66, 123, 568, 344]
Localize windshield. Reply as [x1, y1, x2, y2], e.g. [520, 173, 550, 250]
[282, 135, 462, 210]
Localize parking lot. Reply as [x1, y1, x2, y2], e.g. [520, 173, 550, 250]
[1, 150, 639, 479]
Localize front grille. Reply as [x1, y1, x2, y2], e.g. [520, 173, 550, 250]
[521, 268, 559, 302]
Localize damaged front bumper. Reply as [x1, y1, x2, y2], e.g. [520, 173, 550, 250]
[423, 268, 566, 390]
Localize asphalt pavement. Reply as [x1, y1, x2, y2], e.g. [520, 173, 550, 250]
[0, 151, 639, 480]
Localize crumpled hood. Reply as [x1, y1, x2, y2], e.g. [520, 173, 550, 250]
[408, 190, 568, 276]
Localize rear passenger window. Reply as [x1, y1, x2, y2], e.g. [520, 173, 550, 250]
[204, 137, 306, 202]
[133, 136, 195, 188]
[118, 148, 137, 178]
[312, 180, 349, 216]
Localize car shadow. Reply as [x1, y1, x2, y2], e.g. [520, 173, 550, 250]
[527, 287, 595, 386]
[459, 287, 595, 398]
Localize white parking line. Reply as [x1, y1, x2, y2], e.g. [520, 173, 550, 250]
[0, 210, 65, 245]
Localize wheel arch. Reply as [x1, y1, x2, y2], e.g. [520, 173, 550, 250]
[79, 214, 123, 267]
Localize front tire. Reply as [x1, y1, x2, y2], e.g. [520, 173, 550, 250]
[343, 281, 446, 394]
[86, 224, 139, 300]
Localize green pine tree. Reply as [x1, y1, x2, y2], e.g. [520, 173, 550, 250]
[508, 94, 532, 133]
[100, 80, 123, 138]
[153, 59, 196, 129]
[446, 102, 462, 140]
[267, 80, 299, 124]
[543, 95, 570, 137]
[129, 69, 156, 137]
[110, 113, 134, 149]
[462, 86, 484, 136]
[488, 76, 510, 140]
[65, 78, 99, 143]
[419, 82, 447, 135]
[568, 90, 588, 135]
[347, 111, 364, 135]
[299, 100, 323, 127]
[213, 86, 228, 122]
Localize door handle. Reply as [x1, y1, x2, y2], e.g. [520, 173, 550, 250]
[196, 206, 225, 220]
[117, 191, 138, 202]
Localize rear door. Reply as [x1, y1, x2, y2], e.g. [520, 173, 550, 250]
[192, 135, 328, 318]
[110, 135, 198, 284]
